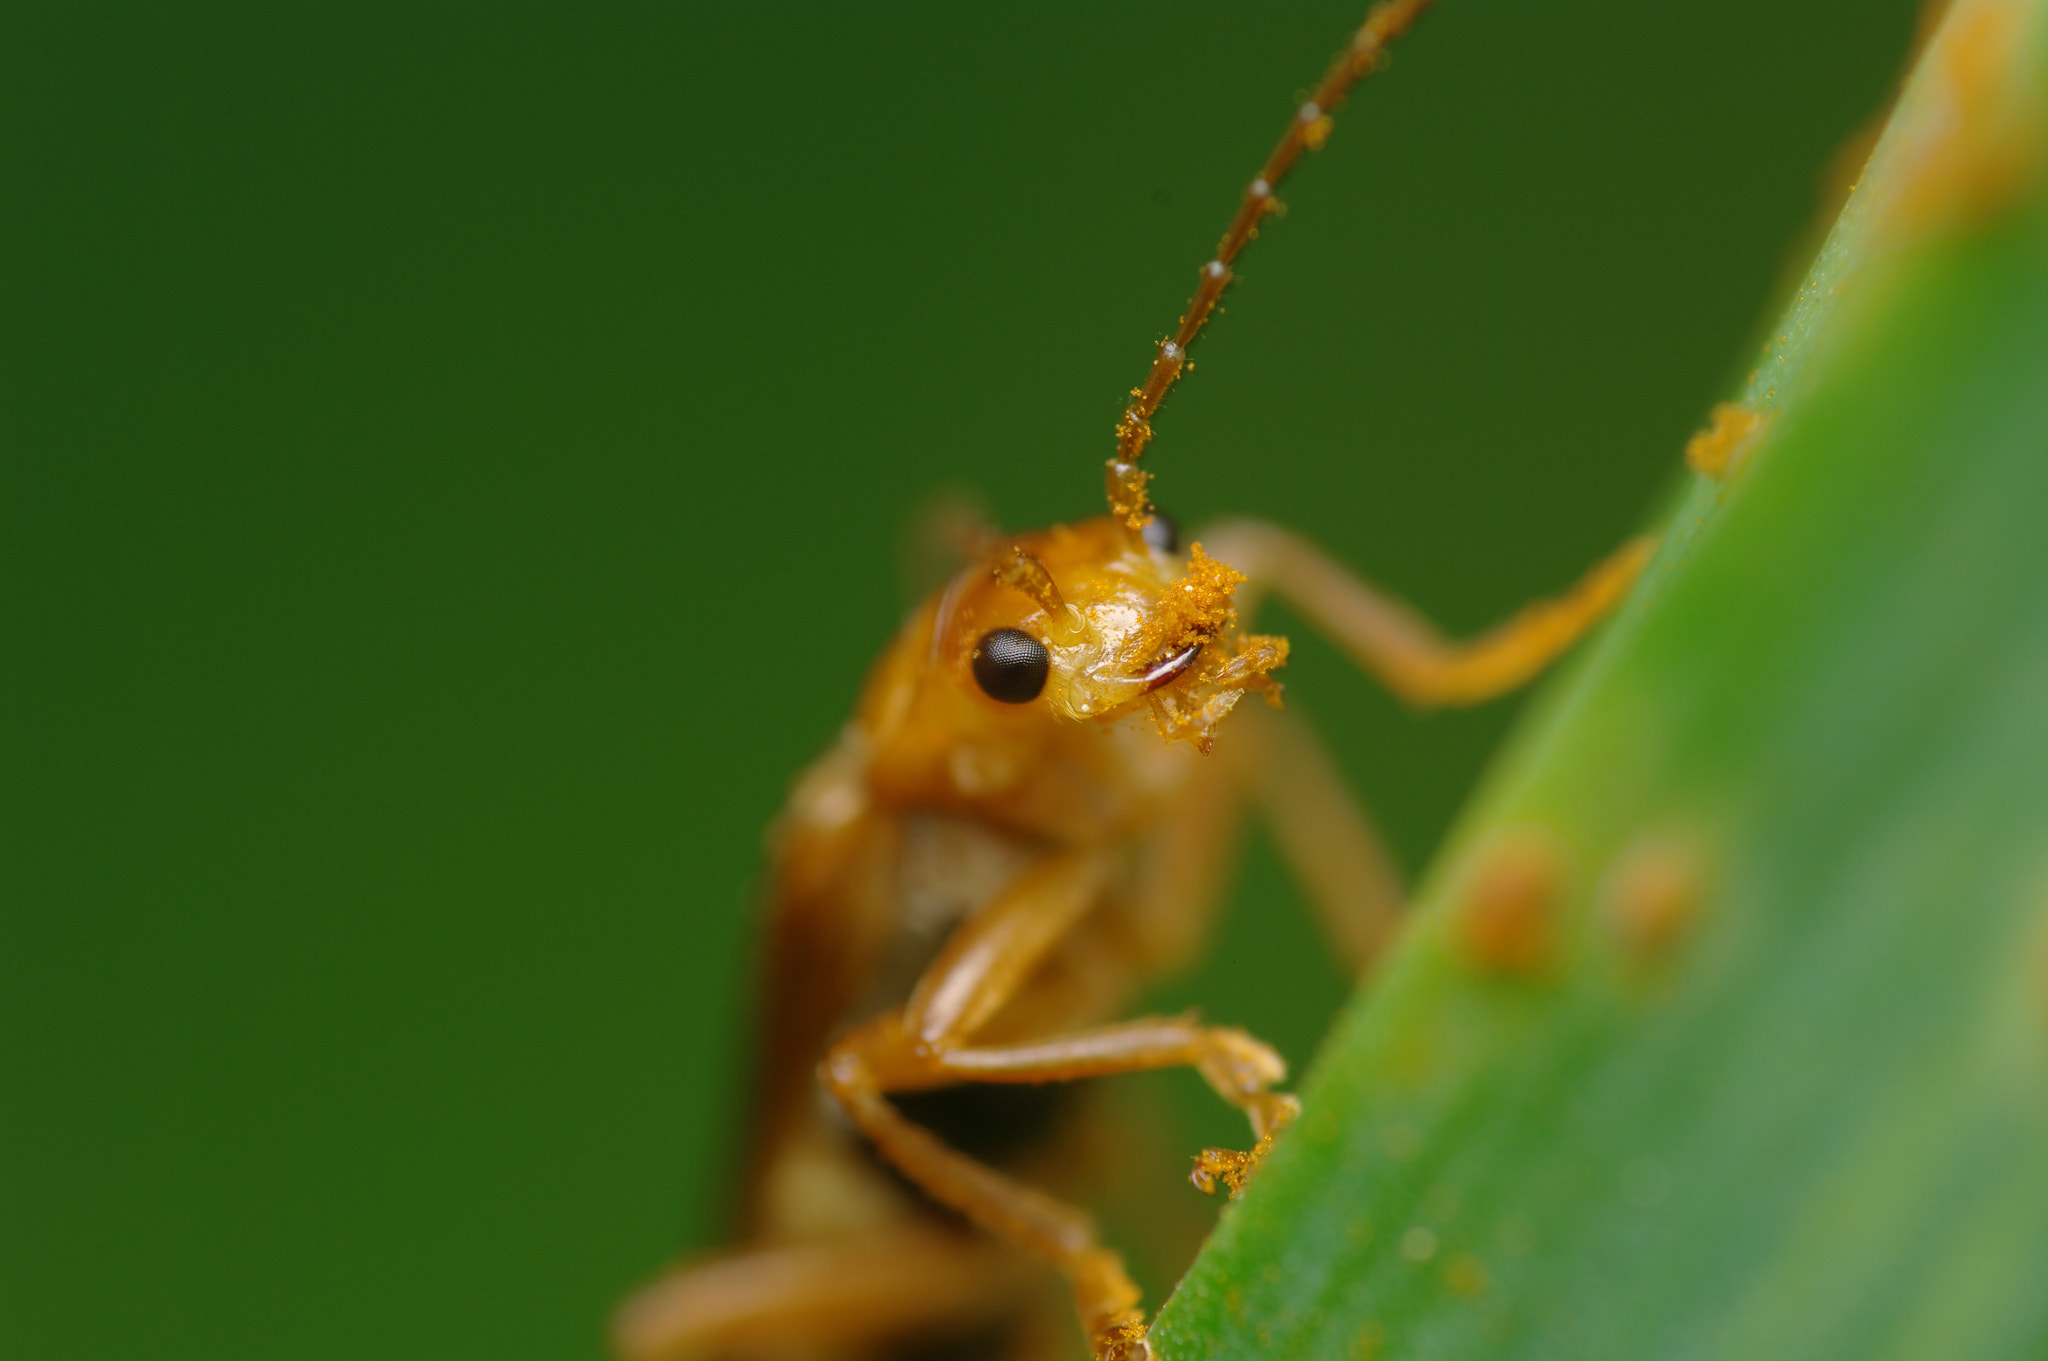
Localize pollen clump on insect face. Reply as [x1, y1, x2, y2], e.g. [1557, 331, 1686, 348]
[1125, 544, 1244, 667]
[956, 519, 1288, 752]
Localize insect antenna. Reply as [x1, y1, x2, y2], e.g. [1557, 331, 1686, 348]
[1107, 0, 1440, 531]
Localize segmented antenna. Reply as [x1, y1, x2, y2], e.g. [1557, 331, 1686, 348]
[1107, 0, 1440, 531]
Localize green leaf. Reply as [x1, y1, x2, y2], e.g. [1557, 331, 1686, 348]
[1154, 4, 2048, 1358]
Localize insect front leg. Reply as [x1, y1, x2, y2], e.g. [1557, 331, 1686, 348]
[820, 847, 1303, 1361]
[1206, 520, 1653, 708]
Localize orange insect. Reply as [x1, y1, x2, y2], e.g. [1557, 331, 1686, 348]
[615, 3, 1648, 1358]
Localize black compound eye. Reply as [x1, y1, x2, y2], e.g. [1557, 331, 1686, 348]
[1140, 510, 1179, 554]
[970, 627, 1050, 704]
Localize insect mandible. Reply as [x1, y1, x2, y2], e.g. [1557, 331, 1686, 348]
[616, 3, 1650, 1358]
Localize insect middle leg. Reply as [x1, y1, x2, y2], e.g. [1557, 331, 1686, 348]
[820, 850, 1298, 1361]
[611, 1222, 1025, 1361]
[1225, 701, 1407, 976]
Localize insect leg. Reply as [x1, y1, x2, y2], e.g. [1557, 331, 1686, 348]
[610, 1222, 1021, 1361]
[1230, 702, 1406, 976]
[879, 842, 1296, 1141]
[1120, 731, 1250, 979]
[899, 849, 1114, 1047]
[821, 1045, 1153, 1361]
[857, 1013, 1296, 1139]
[1205, 521, 1654, 708]
[830, 1008, 1298, 1273]
[823, 846, 1301, 1360]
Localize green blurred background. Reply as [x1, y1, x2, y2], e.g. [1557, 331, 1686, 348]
[4, 4, 1921, 1357]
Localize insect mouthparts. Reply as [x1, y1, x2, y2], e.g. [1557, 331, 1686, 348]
[1137, 644, 1203, 692]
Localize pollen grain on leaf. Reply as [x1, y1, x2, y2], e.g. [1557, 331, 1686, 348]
[1889, 0, 2047, 241]
[1441, 1251, 1491, 1297]
[1601, 831, 1709, 962]
[1684, 401, 1769, 481]
[1451, 829, 1571, 978]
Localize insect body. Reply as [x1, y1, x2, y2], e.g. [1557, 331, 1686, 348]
[617, 3, 1648, 1358]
